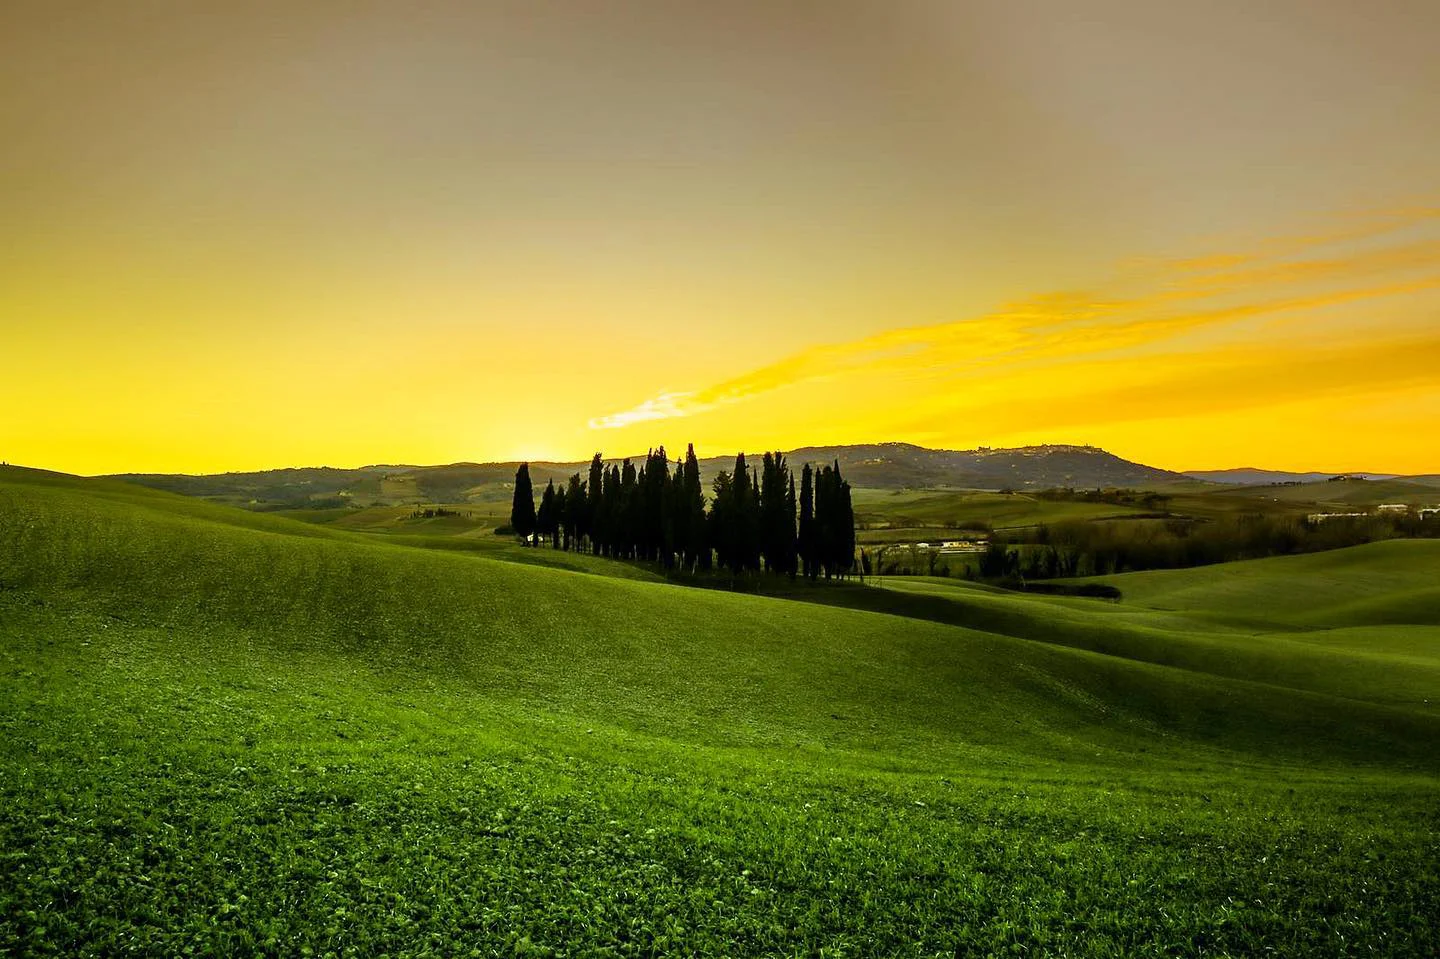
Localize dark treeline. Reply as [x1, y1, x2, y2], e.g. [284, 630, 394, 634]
[980, 511, 1440, 580]
[1032, 486, 1170, 510]
[509, 446, 857, 579]
[409, 506, 462, 519]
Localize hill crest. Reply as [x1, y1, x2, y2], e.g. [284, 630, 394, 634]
[105, 443, 1188, 506]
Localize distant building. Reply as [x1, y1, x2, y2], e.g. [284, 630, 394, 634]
[1377, 504, 1410, 513]
[1307, 512, 1369, 522]
[1420, 507, 1440, 519]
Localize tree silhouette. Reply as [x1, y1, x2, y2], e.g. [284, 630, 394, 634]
[510, 463, 536, 545]
[619, 459, 638, 560]
[563, 472, 585, 551]
[785, 472, 798, 578]
[599, 463, 620, 557]
[798, 463, 816, 579]
[814, 461, 854, 578]
[537, 479, 558, 548]
[710, 469, 736, 574]
[554, 483, 569, 549]
[758, 452, 796, 576]
[682, 444, 708, 571]
[586, 453, 605, 554]
[836, 463, 855, 577]
[731, 453, 760, 573]
[514, 445, 853, 583]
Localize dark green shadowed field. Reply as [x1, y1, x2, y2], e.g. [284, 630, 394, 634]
[2, 466, 1437, 956]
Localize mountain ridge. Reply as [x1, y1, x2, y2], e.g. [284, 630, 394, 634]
[96, 444, 1440, 508]
[1184, 467, 1403, 485]
[103, 443, 1190, 507]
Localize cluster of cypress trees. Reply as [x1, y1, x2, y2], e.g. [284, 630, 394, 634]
[509, 445, 856, 579]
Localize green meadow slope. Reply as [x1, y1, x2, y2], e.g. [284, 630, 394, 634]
[2, 466, 1438, 955]
[784, 539, 1440, 712]
[1088, 540, 1440, 628]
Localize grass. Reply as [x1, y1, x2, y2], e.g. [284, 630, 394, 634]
[851, 488, 1159, 532]
[1085, 540, 1440, 629]
[2, 465, 1438, 955]
[1228, 478, 1440, 507]
[770, 569, 1440, 714]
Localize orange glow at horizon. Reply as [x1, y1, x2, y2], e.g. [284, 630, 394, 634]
[6, 206, 1439, 477]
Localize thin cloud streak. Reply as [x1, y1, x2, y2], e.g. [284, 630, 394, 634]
[894, 333, 1440, 440]
[588, 209, 1440, 431]
[588, 391, 704, 430]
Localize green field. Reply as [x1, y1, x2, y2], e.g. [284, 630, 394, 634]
[2, 466, 1438, 955]
[1224, 478, 1440, 507]
[851, 488, 1161, 533]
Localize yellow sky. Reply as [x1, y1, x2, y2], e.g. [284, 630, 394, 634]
[2, 3, 1438, 475]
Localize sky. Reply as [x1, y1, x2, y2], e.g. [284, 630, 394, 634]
[3, 1, 1438, 475]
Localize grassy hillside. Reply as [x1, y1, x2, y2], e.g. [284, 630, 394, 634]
[1211, 477, 1440, 507]
[774, 560, 1440, 713]
[1087, 540, 1440, 629]
[2, 467, 1437, 955]
[852, 488, 1159, 533]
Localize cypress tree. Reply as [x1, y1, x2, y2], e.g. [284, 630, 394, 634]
[598, 463, 620, 557]
[563, 473, 585, 551]
[635, 457, 650, 560]
[510, 463, 536, 545]
[587, 453, 605, 554]
[710, 470, 735, 574]
[548, 481, 563, 549]
[811, 459, 857, 578]
[619, 460, 637, 560]
[749, 462, 763, 572]
[823, 460, 835, 575]
[799, 463, 816, 579]
[757, 452, 795, 576]
[684, 444, 708, 571]
[759, 453, 781, 573]
[555, 483, 570, 550]
[836, 463, 855, 577]
[784, 472, 798, 578]
[641, 447, 668, 563]
[731, 453, 760, 573]
[665, 455, 685, 570]
[536, 479, 557, 547]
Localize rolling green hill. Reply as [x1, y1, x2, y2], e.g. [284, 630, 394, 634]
[1087, 540, 1440, 628]
[851, 488, 1161, 533]
[107, 443, 1188, 510]
[1212, 477, 1440, 507]
[2, 466, 1437, 955]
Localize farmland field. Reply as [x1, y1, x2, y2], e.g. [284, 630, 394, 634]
[851, 488, 1162, 532]
[2, 466, 1438, 956]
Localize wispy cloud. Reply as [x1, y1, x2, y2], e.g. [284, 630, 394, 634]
[893, 331, 1440, 439]
[587, 207, 1440, 431]
[588, 391, 704, 430]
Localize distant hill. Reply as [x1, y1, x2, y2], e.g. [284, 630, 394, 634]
[772, 443, 1185, 489]
[1185, 468, 1399, 485]
[1209, 476, 1440, 507]
[107, 443, 1188, 508]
